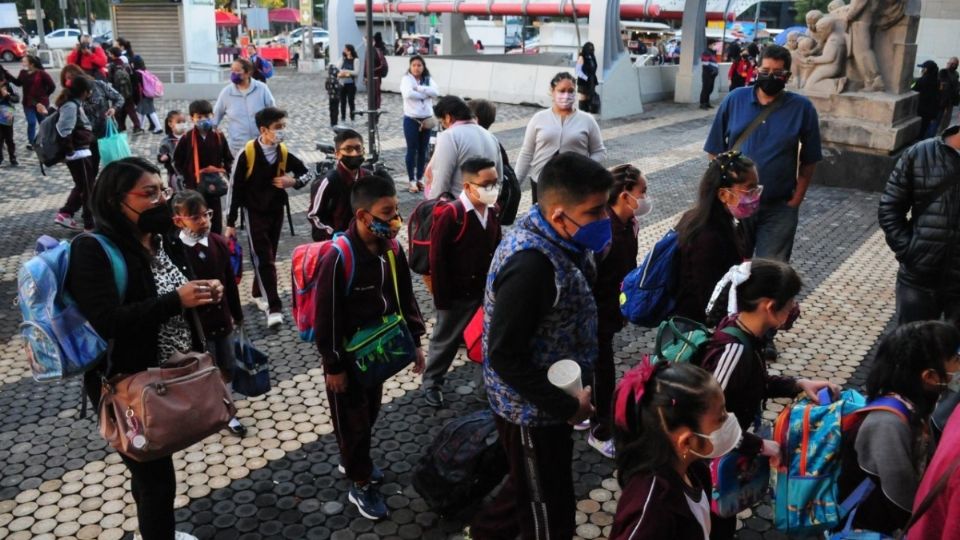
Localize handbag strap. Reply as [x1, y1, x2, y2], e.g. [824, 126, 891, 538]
[731, 91, 787, 152]
[386, 245, 403, 321]
[902, 451, 960, 536]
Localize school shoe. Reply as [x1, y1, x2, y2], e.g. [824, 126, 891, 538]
[253, 297, 270, 312]
[408, 182, 420, 193]
[134, 532, 198, 540]
[9, 158, 18, 167]
[337, 463, 384, 483]
[54, 212, 82, 230]
[266, 312, 283, 329]
[228, 417, 247, 437]
[348, 482, 389, 520]
[587, 432, 616, 459]
[423, 387, 444, 408]
[573, 419, 591, 431]
[151, 129, 164, 135]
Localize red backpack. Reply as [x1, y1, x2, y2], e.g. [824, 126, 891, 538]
[407, 195, 469, 275]
[291, 235, 354, 342]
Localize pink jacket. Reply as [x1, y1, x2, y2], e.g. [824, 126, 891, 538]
[910, 408, 960, 539]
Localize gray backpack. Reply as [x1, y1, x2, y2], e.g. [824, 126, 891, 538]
[34, 109, 65, 172]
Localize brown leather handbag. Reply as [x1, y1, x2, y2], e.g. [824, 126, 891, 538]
[98, 351, 237, 462]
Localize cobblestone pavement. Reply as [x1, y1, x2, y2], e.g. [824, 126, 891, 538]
[0, 70, 897, 539]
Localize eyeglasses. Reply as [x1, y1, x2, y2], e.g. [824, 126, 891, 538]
[756, 69, 790, 79]
[181, 210, 214, 222]
[728, 185, 764, 198]
[339, 144, 364, 155]
[129, 187, 173, 203]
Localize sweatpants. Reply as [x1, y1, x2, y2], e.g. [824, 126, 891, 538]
[120, 453, 177, 540]
[247, 208, 284, 313]
[591, 329, 616, 440]
[327, 370, 382, 484]
[421, 297, 479, 391]
[59, 156, 97, 229]
[328, 96, 340, 126]
[471, 418, 575, 540]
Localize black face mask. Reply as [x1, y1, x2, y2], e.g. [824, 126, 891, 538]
[132, 203, 174, 234]
[341, 154, 365, 170]
[756, 74, 787, 96]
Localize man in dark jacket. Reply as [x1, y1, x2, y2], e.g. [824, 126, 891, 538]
[879, 123, 960, 326]
[938, 57, 959, 133]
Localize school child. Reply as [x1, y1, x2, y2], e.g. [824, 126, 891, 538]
[54, 76, 97, 231]
[314, 175, 426, 520]
[132, 56, 163, 133]
[325, 64, 341, 127]
[699, 258, 839, 539]
[610, 361, 739, 539]
[107, 46, 141, 133]
[836, 320, 960, 535]
[584, 164, 650, 458]
[173, 100, 233, 235]
[0, 71, 19, 166]
[307, 128, 367, 241]
[158, 110, 186, 190]
[169, 190, 246, 436]
[421, 157, 502, 408]
[225, 107, 314, 328]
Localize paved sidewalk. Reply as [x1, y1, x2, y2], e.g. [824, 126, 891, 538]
[0, 72, 896, 540]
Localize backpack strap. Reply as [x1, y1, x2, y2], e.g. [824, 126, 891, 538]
[75, 233, 128, 301]
[331, 233, 355, 295]
[451, 200, 469, 243]
[841, 395, 912, 432]
[277, 143, 288, 176]
[244, 140, 256, 179]
[719, 325, 755, 361]
[386, 241, 404, 321]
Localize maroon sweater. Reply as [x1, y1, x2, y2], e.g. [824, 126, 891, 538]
[611, 462, 712, 540]
[10, 69, 55, 109]
[308, 162, 366, 241]
[674, 215, 748, 323]
[428, 200, 501, 310]
[167, 232, 243, 338]
[172, 129, 234, 191]
[314, 220, 426, 375]
[594, 207, 639, 335]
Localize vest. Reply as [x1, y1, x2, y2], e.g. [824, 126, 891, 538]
[482, 207, 598, 426]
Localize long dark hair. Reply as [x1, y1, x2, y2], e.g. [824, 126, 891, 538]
[705, 258, 802, 327]
[614, 362, 717, 485]
[408, 55, 430, 81]
[24, 54, 44, 71]
[676, 151, 754, 249]
[343, 44, 358, 60]
[91, 157, 164, 263]
[867, 321, 960, 421]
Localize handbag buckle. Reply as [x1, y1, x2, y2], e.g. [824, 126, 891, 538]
[155, 382, 167, 395]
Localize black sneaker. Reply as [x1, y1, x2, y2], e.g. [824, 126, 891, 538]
[25, 143, 33, 151]
[348, 482, 388, 520]
[424, 387, 444, 408]
[227, 418, 247, 437]
[10, 158, 18, 167]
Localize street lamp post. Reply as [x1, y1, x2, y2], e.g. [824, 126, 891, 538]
[33, 0, 46, 48]
[365, 0, 376, 159]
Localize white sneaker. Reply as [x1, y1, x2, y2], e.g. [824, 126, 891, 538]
[175, 532, 199, 540]
[573, 419, 591, 431]
[587, 432, 616, 459]
[253, 297, 269, 312]
[266, 312, 283, 328]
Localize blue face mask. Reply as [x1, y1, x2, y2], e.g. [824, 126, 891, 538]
[563, 213, 612, 253]
[197, 119, 215, 131]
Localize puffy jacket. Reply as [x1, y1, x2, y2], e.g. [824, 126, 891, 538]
[879, 126, 960, 290]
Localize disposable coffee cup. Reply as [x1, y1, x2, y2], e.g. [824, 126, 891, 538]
[547, 359, 582, 397]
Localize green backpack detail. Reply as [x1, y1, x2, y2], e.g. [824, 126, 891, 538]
[651, 316, 753, 365]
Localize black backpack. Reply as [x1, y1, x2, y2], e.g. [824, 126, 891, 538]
[496, 144, 521, 226]
[412, 409, 509, 515]
[111, 64, 133, 99]
[407, 192, 460, 275]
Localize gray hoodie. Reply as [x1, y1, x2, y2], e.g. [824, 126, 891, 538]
[212, 80, 276, 154]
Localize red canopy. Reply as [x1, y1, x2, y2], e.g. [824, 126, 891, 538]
[215, 10, 241, 27]
[269, 8, 300, 24]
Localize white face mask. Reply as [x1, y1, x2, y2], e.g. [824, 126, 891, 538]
[690, 413, 742, 459]
[174, 122, 190, 135]
[628, 193, 653, 218]
[474, 184, 500, 206]
[554, 91, 576, 109]
[943, 371, 960, 393]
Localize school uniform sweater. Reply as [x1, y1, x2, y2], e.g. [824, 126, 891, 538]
[699, 314, 799, 456]
[226, 139, 311, 227]
[172, 129, 234, 190]
[674, 216, 748, 323]
[594, 207, 639, 335]
[307, 162, 367, 241]
[167, 232, 243, 338]
[429, 196, 502, 310]
[313, 220, 426, 376]
[610, 462, 713, 540]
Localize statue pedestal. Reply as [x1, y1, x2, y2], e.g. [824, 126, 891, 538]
[807, 91, 921, 191]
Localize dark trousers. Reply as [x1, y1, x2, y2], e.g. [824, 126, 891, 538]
[63, 144, 101, 218]
[339, 83, 356, 120]
[120, 453, 177, 540]
[896, 276, 960, 328]
[0, 124, 14, 160]
[701, 69, 718, 105]
[328, 96, 340, 126]
[327, 372, 382, 483]
[117, 99, 141, 131]
[372, 77, 382, 110]
[422, 298, 479, 390]
[60, 156, 97, 229]
[711, 513, 737, 540]
[203, 192, 223, 235]
[205, 330, 237, 380]
[402, 115, 431, 182]
[591, 330, 616, 440]
[471, 418, 575, 540]
[247, 208, 284, 313]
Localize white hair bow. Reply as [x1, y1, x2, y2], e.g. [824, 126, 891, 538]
[705, 261, 753, 317]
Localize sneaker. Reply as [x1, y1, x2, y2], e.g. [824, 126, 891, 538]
[408, 182, 420, 193]
[25, 143, 33, 151]
[174, 532, 199, 540]
[132, 128, 144, 135]
[253, 297, 270, 312]
[266, 312, 283, 328]
[151, 129, 164, 135]
[9, 158, 18, 167]
[348, 482, 388, 520]
[228, 417, 247, 437]
[423, 387, 444, 408]
[587, 432, 616, 459]
[573, 419, 591, 431]
[54, 212, 82, 230]
[337, 463, 384, 483]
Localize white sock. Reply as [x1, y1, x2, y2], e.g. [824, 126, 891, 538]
[149, 112, 161, 130]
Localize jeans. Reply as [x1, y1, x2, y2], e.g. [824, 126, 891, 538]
[745, 199, 800, 262]
[896, 276, 960, 328]
[24, 107, 45, 145]
[403, 115, 431, 183]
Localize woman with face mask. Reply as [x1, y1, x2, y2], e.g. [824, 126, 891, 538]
[700, 258, 839, 540]
[673, 151, 756, 324]
[337, 44, 359, 122]
[9, 54, 55, 148]
[213, 58, 276, 158]
[66, 157, 223, 540]
[575, 42, 600, 112]
[514, 71, 607, 204]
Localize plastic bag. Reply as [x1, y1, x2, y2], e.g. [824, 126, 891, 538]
[98, 119, 131, 165]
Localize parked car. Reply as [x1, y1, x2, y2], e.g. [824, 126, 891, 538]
[257, 26, 324, 47]
[29, 28, 82, 49]
[93, 30, 112, 46]
[287, 28, 329, 58]
[0, 34, 27, 62]
[0, 27, 28, 43]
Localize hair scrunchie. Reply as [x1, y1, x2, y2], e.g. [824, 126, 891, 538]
[705, 261, 753, 317]
[614, 355, 658, 430]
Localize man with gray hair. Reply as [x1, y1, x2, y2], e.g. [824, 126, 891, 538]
[938, 57, 959, 133]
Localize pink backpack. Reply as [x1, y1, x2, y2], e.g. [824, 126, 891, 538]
[290, 235, 354, 342]
[138, 69, 164, 98]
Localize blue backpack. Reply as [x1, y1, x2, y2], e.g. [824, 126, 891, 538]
[619, 229, 680, 327]
[773, 389, 911, 537]
[18, 234, 127, 382]
[254, 55, 274, 79]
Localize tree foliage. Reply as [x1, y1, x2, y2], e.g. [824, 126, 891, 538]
[794, 0, 833, 23]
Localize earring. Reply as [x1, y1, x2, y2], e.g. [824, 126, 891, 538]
[682, 450, 688, 460]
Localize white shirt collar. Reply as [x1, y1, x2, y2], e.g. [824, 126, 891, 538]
[458, 190, 488, 229]
[179, 229, 209, 247]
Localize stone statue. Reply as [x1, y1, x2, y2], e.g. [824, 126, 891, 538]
[803, 16, 848, 93]
[794, 36, 818, 89]
[845, 0, 906, 92]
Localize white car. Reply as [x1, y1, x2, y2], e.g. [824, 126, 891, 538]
[29, 28, 82, 49]
[287, 28, 329, 57]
